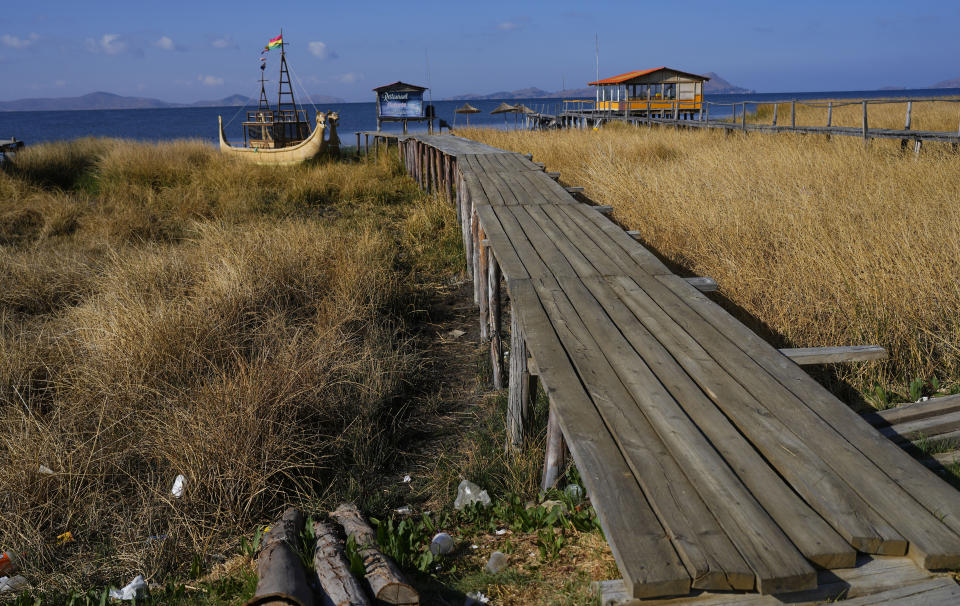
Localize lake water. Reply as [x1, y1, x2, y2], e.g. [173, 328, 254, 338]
[2, 88, 959, 146]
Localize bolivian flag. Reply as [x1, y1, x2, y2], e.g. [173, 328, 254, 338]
[263, 34, 282, 52]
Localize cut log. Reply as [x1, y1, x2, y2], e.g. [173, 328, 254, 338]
[247, 508, 315, 606]
[313, 521, 371, 606]
[330, 503, 419, 605]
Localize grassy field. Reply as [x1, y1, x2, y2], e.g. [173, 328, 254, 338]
[458, 121, 960, 400]
[0, 139, 611, 603]
[741, 97, 960, 132]
[0, 140, 460, 590]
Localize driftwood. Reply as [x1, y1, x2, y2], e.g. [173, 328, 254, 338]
[246, 508, 317, 606]
[313, 521, 371, 606]
[330, 503, 419, 605]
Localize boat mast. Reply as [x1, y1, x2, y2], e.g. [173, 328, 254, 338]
[276, 29, 300, 119]
[258, 59, 270, 111]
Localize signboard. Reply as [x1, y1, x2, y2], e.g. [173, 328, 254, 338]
[378, 90, 423, 118]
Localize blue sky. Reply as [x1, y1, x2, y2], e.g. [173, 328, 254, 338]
[1, 0, 958, 102]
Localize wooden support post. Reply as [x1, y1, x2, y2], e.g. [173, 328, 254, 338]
[704, 102, 709, 124]
[901, 102, 913, 151]
[914, 139, 922, 156]
[827, 101, 832, 127]
[478, 230, 489, 342]
[772, 103, 778, 126]
[356, 132, 361, 156]
[488, 255, 503, 389]
[862, 101, 869, 144]
[506, 308, 530, 451]
[471, 211, 480, 304]
[741, 102, 747, 130]
[791, 100, 796, 128]
[364, 134, 369, 156]
[462, 184, 473, 278]
[541, 404, 569, 490]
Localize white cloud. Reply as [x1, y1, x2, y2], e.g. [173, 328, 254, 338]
[155, 36, 175, 51]
[86, 33, 127, 55]
[308, 41, 337, 60]
[338, 72, 362, 84]
[1, 33, 39, 49]
[497, 21, 519, 31]
[211, 36, 235, 49]
[198, 74, 224, 86]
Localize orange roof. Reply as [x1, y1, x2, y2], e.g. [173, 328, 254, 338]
[588, 67, 709, 86]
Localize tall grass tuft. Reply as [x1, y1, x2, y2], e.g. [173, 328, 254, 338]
[459, 124, 960, 390]
[0, 140, 453, 589]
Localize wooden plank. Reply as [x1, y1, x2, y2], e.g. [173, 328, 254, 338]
[684, 277, 718, 292]
[504, 206, 581, 279]
[604, 275, 897, 559]
[560, 203, 673, 275]
[537, 275, 813, 593]
[528, 276, 757, 591]
[779, 345, 887, 365]
[509, 280, 691, 598]
[596, 556, 943, 606]
[474, 205, 528, 281]
[865, 395, 960, 428]
[878, 410, 960, 443]
[839, 578, 960, 605]
[654, 274, 960, 569]
[522, 205, 602, 279]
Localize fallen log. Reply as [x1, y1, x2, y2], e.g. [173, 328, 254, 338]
[246, 508, 317, 606]
[313, 520, 371, 606]
[330, 503, 419, 605]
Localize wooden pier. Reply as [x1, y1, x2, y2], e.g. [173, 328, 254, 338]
[382, 132, 960, 603]
[547, 98, 960, 149]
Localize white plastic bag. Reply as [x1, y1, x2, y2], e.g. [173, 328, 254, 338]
[453, 480, 491, 510]
[108, 574, 148, 600]
[171, 474, 186, 499]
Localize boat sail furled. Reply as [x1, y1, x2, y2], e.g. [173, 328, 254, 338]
[218, 32, 339, 165]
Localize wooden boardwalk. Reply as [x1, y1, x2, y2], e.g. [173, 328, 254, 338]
[388, 133, 960, 602]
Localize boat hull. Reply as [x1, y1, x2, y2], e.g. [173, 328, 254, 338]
[218, 113, 334, 165]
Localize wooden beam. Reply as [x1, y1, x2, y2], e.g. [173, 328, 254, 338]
[683, 277, 718, 292]
[565, 186, 585, 193]
[592, 205, 613, 214]
[779, 345, 887, 365]
[864, 394, 960, 428]
[546, 172, 560, 180]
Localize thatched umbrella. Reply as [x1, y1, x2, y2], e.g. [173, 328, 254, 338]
[490, 102, 518, 126]
[454, 102, 481, 127]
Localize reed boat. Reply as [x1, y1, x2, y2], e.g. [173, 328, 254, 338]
[218, 32, 339, 165]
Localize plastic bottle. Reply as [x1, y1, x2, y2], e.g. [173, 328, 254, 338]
[430, 532, 454, 555]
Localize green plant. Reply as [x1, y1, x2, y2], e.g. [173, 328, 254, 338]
[372, 513, 446, 573]
[240, 525, 267, 558]
[536, 528, 566, 562]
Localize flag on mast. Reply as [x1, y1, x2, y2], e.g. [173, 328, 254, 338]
[262, 34, 283, 53]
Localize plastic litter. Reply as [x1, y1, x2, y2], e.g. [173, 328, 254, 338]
[0, 550, 17, 575]
[0, 575, 29, 594]
[171, 474, 186, 499]
[540, 499, 567, 513]
[484, 551, 508, 574]
[395, 505, 412, 515]
[494, 528, 507, 536]
[108, 574, 148, 601]
[465, 591, 490, 605]
[38, 465, 54, 475]
[402, 474, 412, 483]
[56, 531, 74, 545]
[447, 329, 466, 340]
[564, 484, 584, 501]
[430, 532, 454, 555]
[454, 480, 491, 510]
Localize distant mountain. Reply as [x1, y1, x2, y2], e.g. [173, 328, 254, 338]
[445, 73, 753, 100]
[0, 91, 174, 111]
[701, 73, 754, 94]
[0, 91, 345, 112]
[932, 77, 960, 89]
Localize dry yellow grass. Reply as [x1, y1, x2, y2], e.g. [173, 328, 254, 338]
[459, 124, 960, 391]
[0, 139, 463, 589]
